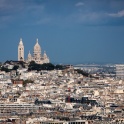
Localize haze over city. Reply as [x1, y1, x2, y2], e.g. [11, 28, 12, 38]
[0, 0, 124, 64]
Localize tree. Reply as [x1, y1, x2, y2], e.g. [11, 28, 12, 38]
[1, 66, 10, 72]
[12, 65, 19, 70]
[28, 62, 55, 71]
[28, 62, 68, 71]
[75, 69, 89, 77]
[41, 63, 55, 70]
[55, 64, 64, 70]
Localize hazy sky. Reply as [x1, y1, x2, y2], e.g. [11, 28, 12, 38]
[0, 0, 124, 64]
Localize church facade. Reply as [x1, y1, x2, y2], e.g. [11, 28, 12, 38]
[18, 38, 50, 64]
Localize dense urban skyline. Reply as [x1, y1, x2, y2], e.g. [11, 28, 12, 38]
[0, 0, 124, 64]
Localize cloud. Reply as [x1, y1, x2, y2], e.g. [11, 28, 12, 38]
[0, 0, 44, 15]
[36, 17, 52, 25]
[0, 0, 45, 27]
[67, 11, 108, 26]
[0, 0, 23, 11]
[75, 2, 84, 7]
[108, 10, 124, 17]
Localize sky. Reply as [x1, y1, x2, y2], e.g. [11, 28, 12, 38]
[0, 0, 124, 64]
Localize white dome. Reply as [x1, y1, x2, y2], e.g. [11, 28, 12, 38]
[43, 51, 47, 58]
[34, 39, 41, 52]
[28, 51, 32, 58]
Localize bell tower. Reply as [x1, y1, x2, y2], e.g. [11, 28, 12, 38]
[18, 38, 24, 61]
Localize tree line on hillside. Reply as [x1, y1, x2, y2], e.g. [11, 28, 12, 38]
[75, 69, 99, 79]
[0, 60, 66, 72]
[75, 69, 90, 77]
[0, 63, 65, 72]
[28, 61, 65, 71]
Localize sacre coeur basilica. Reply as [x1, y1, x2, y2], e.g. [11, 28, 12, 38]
[18, 38, 50, 64]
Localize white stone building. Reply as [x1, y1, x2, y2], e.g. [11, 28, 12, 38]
[116, 64, 124, 79]
[18, 38, 50, 64]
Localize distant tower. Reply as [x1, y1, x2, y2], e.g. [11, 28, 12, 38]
[18, 38, 24, 61]
[28, 51, 32, 62]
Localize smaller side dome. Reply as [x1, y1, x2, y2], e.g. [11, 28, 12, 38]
[43, 51, 48, 59]
[28, 51, 32, 58]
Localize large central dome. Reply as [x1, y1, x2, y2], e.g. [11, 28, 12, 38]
[34, 38, 41, 52]
[22, 38, 50, 64]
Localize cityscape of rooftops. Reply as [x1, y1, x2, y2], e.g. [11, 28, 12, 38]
[0, 0, 124, 123]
